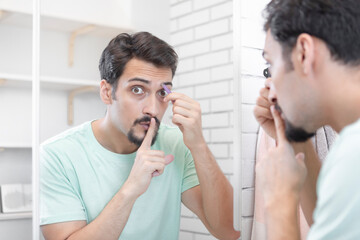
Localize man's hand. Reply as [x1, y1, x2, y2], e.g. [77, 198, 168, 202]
[123, 118, 174, 198]
[254, 78, 277, 139]
[164, 93, 205, 150]
[256, 106, 307, 208]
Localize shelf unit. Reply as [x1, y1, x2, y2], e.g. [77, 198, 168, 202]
[0, 72, 99, 90]
[0, 1, 132, 235]
[1, 0, 169, 238]
[0, 142, 32, 149]
[0, 212, 32, 221]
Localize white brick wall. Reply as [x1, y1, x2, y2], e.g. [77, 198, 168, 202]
[179, 9, 210, 29]
[195, 81, 229, 99]
[178, 69, 211, 87]
[171, 29, 194, 45]
[177, 39, 210, 58]
[211, 95, 233, 112]
[240, 0, 271, 239]
[195, 19, 229, 39]
[211, 64, 233, 81]
[170, 0, 234, 239]
[170, 0, 270, 239]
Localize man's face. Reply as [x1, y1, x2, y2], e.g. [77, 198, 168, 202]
[263, 30, 315, 142]
[109, 58, 172, 146]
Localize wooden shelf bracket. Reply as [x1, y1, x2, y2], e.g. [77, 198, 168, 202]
[0, 78, 6, 86]
[68, 24, 96, 67]
[67, 86, 98, 125]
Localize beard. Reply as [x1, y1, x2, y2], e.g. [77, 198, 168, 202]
[127, 116, 160, 147]
[275, 104, 315, 142]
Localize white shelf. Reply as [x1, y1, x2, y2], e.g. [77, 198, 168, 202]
[0, 73, 32, 88]
[0, 72, 99, 91]
[0, 212, 32, 221]
[0, 10, 132, 38]
[41, 75, 99, 90]
[0, 142, 32, 149]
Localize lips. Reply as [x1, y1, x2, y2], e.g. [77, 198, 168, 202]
[139, 121, 150, 130]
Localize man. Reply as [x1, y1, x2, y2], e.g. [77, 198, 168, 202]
[254, 0, 360, 239]
[252, 68, 337, 239]
[40, 32, 240, 240]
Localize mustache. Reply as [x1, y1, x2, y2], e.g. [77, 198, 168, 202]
[274, 103, 282, 113]
[133, 116, 160, 126]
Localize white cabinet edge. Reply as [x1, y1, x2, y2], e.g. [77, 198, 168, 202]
[0, 72, 100, 90]
[0, 212, 32, 221]
[0, 0, 134, 32]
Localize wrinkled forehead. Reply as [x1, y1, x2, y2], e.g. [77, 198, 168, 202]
[119, 58, 173, 86]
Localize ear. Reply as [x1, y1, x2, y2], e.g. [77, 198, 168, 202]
[293, 33, 315, 76]
[100, 79, 113, 105]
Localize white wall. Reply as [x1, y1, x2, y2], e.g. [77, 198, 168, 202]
[170, 0, 271, 239]
[0, 22, 33, 239]
[169, 0, 233, 239]
[240, 0, 270, 239]
[132, 0, 170, 42]
[0, 0, 272, 238]
[0, 0, 133, 29]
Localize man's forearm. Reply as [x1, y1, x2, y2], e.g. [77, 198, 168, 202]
[190, 143, 238, 239]
[292, 140, 321, 226]
[265, 194, 301, 240]
[67, 188, 137, 240]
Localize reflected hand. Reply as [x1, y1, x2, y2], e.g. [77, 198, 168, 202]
[123, 118, 174, 198]
[164, 92, 205, 150]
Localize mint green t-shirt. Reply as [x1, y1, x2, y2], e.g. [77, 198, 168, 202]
[308, 118, 360, 239]
[40, 121, 199, 240]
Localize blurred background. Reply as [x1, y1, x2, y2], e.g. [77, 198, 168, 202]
[0, 0, 270, 239]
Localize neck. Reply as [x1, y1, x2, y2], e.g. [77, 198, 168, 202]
[323, 67, 360, 133]
[92, 117, 139, 154]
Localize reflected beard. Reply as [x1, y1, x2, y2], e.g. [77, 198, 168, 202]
[275, 104, 315, 142]
[127, 116, 160, 147]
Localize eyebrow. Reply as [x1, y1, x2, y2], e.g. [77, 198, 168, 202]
[161, 82, 173, 87]
[262, 51, 267, 58]
[128, 78, 173, 87]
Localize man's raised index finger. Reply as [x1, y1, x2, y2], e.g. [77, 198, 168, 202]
[140, 118, 156, 149]
[271, 105, 287, 144]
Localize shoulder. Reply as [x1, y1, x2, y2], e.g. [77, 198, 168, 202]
[309, 120, 360, 239]
[41, 121, 92, 153]
[40, 121, 94, 168]
[318, 119, 360, 194]
[317, 119, 360, 191]
[327, 119, 360, 163]
[40, 121, 95, 176]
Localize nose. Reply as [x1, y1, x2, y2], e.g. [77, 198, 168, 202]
[268, 80, 277, 104]
[143, 94, 159, 117]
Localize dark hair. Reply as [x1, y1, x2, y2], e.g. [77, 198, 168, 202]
[264, 0, 360, 68]
[99, 32, 178, 98]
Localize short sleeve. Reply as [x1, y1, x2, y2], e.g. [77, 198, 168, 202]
[40, 144, 87, 225]
[307, 134, 360, 239]
[181, 149, 199, 193]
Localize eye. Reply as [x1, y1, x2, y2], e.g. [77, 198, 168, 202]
[131, 86, 144, 95]
[157, 89, 168, 98]
[263, 67, 271, 78]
